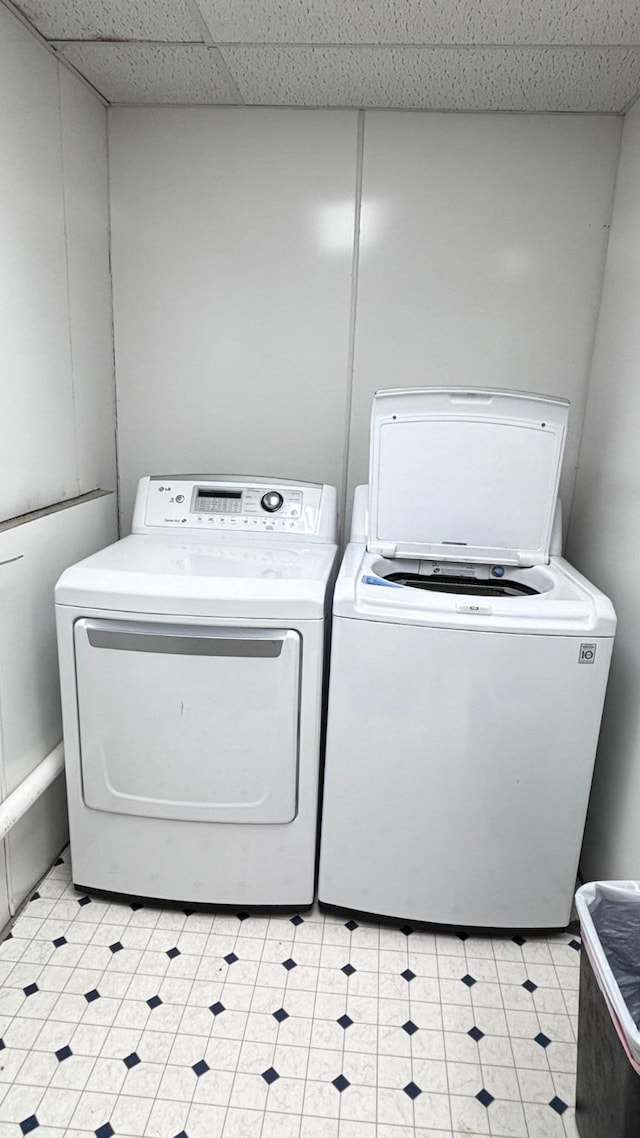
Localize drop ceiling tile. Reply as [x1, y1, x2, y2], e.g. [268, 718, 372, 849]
[220, 45, 640, 111]
[16, 0, 203, 42]
[54, 44, 239, 103]
[197, 0, 640, 46]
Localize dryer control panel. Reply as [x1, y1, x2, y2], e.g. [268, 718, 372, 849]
[133, 476, 337, 542]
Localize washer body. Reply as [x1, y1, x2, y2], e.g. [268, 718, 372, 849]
[318, 390, 616, 929]
[56, 475, 337, 906]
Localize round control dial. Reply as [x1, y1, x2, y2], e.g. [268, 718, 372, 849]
[261, 490, 284, 513]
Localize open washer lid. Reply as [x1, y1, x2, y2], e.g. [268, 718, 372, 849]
[368, 387, 568, 566]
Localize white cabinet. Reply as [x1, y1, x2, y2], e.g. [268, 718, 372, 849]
[0, 493, 117, 914]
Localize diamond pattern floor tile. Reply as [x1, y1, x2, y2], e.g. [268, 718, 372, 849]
[0, 850, 583, 1137]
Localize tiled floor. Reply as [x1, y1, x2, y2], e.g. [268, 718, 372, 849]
[0, 851, 581, 1138]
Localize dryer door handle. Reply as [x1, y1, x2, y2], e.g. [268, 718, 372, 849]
[84, 623, 285, 658]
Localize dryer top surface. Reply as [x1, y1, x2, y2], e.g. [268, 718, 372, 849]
[55, 533, 337, 620]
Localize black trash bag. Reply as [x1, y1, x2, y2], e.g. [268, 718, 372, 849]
[591, 894, 640, 1030]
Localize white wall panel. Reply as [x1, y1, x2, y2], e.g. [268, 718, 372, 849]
[0, 7, 76, 520]
[59, 68, 116, 495]
[109, 108, 358, 529]
[347, 112, 621, 521]
[0, 5, 116, 524]
[568, 98, 640, 880]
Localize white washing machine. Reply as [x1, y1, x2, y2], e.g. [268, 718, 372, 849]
[56, 475, 337, 907]
[318, 388, 616, 929]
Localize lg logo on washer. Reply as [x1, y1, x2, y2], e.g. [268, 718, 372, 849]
[580, 643, 597, 664]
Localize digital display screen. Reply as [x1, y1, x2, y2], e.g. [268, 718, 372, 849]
[194, 488, 243, 514]
[197, 490, 242, 500]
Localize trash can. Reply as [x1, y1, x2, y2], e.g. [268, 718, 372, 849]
[575, 882, 640, 1138]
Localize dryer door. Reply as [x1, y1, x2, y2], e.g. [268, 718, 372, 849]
[74, 618, 300, 824]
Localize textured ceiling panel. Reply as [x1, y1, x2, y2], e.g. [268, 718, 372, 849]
[196, 0, 640, 46]
[54, 43, 238, 102]
[6, 0, 640, 110]
[15, 0, 203, 41]
[221, 45, 640, 112]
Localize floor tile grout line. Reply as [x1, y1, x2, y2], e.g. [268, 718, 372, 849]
[488, 925, 521, 1126]
[336, 923, 351, 1131]
[373, 915, 380, 1134]
[109, 912, 204, 1138]
[63, 929, 134, 1133]
[299, 910, 328, 1138]
[262, 916, 291, 1137]
[225, 910, 271, 1138]
[405, 928, 420, 1133]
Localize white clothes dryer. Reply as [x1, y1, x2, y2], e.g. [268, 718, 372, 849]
[56, 475, 337, 907]
[318, 389, 616, 929]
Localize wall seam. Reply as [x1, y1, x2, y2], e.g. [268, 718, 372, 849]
[0, 0, 109, 106]
[619, 87, 640, 116]
[105, 113, 122, 537]
[57, 62, 82, 500]
[95, 104, 622, 116]
[565, 115, 625, 550]
[339, 109, 365, 542]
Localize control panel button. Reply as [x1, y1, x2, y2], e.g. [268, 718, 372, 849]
[261, 491, 284, 513]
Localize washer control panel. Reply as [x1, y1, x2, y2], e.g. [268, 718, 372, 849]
[141, 477, 324, 536]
